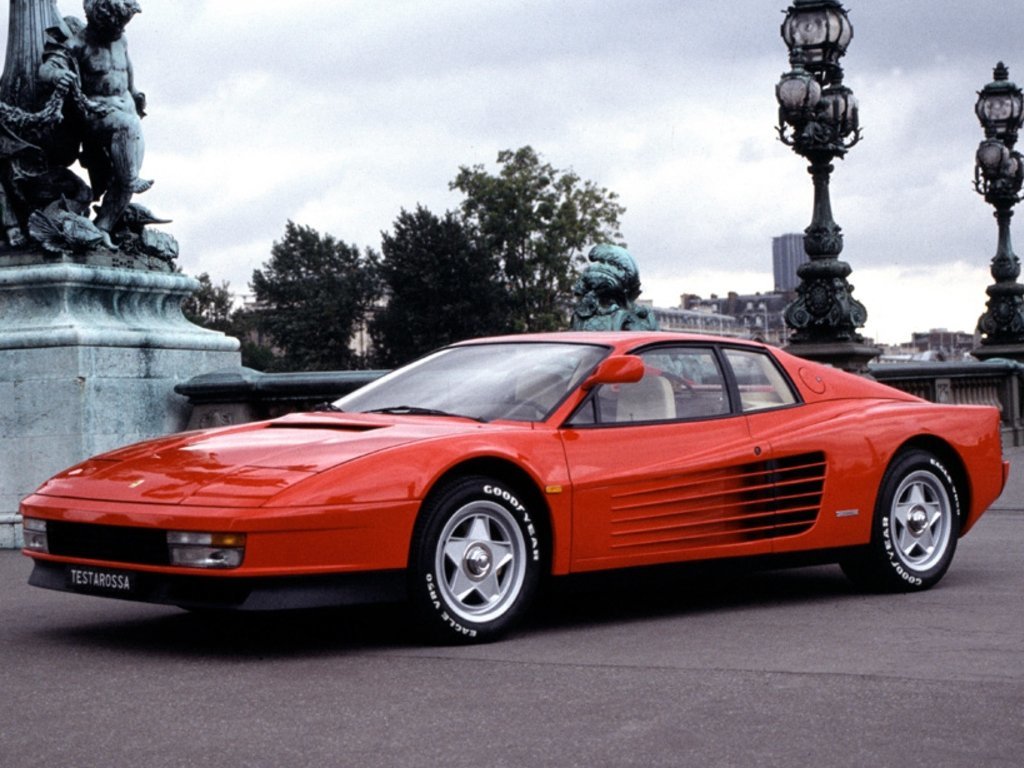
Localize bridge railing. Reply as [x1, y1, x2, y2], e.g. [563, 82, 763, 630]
[175, 368, 386, 429]
[871, 359, 1024, 447]
[175, 359, 1024, 446]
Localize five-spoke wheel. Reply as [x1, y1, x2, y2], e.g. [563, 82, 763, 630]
[434, 501, 527, 624]
[887, 468, 954, 573]
[410, 476, 543, 643]
[842, 449, 961, 592]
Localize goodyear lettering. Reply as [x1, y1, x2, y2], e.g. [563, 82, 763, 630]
[483, 485, 526, 513]
[881, 511, 924, 585]
[482, 484, 540, 560]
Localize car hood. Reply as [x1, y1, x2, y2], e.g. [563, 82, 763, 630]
[35, 412, 489, 507]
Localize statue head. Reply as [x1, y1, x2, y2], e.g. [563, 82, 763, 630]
[569, 244, 658, 331]
[84, 0, 141, 34]
[573, 244, 641, 305]
[570, 244, 635, 322]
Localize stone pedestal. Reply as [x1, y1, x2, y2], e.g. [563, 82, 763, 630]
[972, 342, 1024, 364]
[0, 260, 240, 547]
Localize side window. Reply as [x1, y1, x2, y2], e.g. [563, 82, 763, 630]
[590, 347, 729, 424]
[723, 348, 798, 412]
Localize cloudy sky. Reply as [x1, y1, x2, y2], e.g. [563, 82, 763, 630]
[7, 0, 1024, 344]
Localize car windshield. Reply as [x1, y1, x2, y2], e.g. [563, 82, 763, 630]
[335, 342, 609, 422]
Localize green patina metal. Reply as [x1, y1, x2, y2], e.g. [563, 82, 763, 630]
[775, 0, 869, 349]
[0, 0, 172, 266]
[570, 244, 658, 332]
[973, 63, 1024, 350]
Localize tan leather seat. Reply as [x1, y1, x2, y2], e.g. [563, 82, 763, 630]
[616, 376, 676, 422]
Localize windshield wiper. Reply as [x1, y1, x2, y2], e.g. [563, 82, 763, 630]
[312, 402, 344, 412]
[365, 406, 486, 422]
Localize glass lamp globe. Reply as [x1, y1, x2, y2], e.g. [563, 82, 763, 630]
[976, 63, 1024, 145]
[780, 0, 853, 72]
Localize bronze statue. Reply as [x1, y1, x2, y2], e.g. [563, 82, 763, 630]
[0, 88, 70, 246]
[40, 0, 150, 233]
[570, 244, 658, 331]
[0, 0, 171, 263]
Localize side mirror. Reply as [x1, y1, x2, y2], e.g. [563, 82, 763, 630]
[581, 355, 645, 390]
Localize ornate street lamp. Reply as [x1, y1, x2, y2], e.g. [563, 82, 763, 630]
[973, 62, 1024, 358]
[775, 0, 879, 371]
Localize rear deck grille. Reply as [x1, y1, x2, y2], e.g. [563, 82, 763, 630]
[46, 521, 170, 565]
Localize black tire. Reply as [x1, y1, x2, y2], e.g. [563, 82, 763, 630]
[841, 449, 961, 592]
[408, 476, 544, 643]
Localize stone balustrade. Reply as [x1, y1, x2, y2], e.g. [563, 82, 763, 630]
[174, 368, 387, 429]
[871, 359, 1024, 446]
[174, 359, 1024, 447]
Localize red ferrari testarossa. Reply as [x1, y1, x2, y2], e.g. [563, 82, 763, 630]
[21, 332, 1008, 642]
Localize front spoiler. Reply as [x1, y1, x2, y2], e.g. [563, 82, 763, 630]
[28, 560, 407, 611]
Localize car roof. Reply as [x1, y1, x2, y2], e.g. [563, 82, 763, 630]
[453, 331, 765, 353]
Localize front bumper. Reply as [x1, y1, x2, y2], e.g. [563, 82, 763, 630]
[28, 559, 406, 611]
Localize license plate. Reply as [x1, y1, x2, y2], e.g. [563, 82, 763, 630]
[66, 565, 136, 595]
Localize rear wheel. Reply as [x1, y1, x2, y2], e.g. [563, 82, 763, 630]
[841, 449, 961, 592]
[408, 476, 544, 643]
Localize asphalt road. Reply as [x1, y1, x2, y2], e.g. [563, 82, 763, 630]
[1, 501, 1022, 768]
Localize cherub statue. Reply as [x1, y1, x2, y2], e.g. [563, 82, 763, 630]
[39, 0, 150, 234]
[570, 244, 658, 331]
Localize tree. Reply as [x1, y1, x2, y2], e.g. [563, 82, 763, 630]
[250, 221, 381, 370]
[180, 272, 279, 370]
[451, 146, 626, 332]
[227, 306, 280, 372]
[182, 272, 234, 332]
[371, 206, 510, 367]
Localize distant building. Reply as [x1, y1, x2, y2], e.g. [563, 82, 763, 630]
[875, 330, 976, 363]
[677, 292, 789, 346]
[644, 300, 741, 336]
[772, 233, 807, 293]
[910, 329, 977, 360]
[643, 234, 801, 346]
[642, 234, 982, 351]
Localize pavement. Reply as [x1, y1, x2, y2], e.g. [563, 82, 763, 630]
[0, 451, 1022, 767]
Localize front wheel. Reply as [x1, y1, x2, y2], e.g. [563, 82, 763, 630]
[841, 450, 961, 592]
[409, 476, 544, 643]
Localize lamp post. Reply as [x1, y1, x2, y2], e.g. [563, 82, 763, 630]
[972, 63, 1024, 360]
[775, 0, 879, 372]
